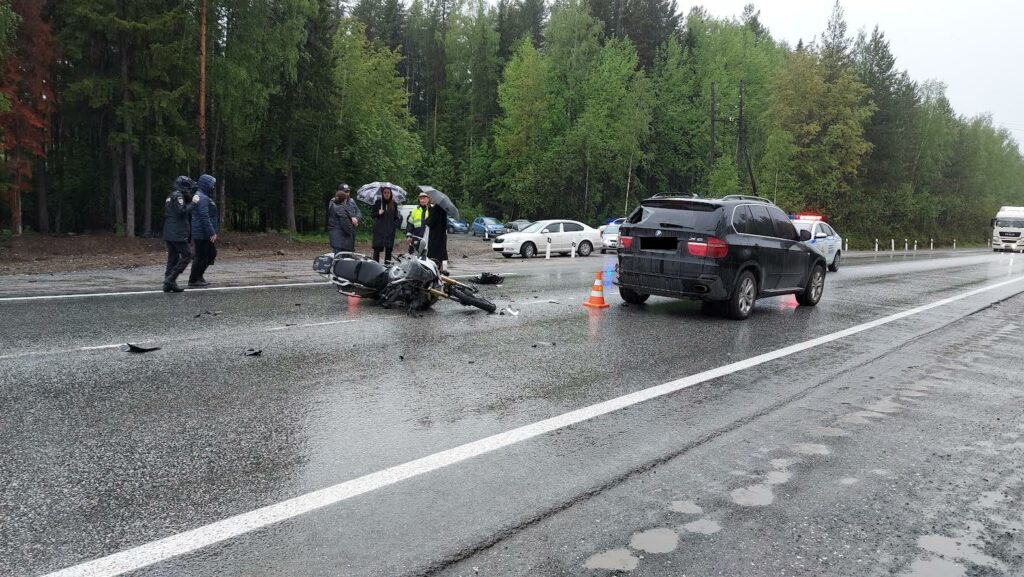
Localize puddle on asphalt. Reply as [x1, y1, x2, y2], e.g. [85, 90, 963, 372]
[669, 500, 703, 515]
[765, 470, 792, 485]
[682, 518, 722, 535]
[812, 426, 849, 437]
[771, 458, 800, 469]
[839, 477, 860, 485]
[840, 411, 888, 425]
[976, 490, 1007, 509]
[862, 398, 905, 414]
[628, 528, 679, 554]
[905, 558, 966, 577]
[584, 548, 639, 571]
[792, 443, 832, 456]
[917, 534, 1005, 570]
[731, 484, 774, 507]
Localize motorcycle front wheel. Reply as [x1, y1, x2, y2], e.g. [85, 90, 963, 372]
[448, 285, 497, 314]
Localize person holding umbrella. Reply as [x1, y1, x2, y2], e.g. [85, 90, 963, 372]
[419, 185, 458, 274]
[371, 186, 402, 264]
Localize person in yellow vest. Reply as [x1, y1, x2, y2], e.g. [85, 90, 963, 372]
[405, 191, 430, 254]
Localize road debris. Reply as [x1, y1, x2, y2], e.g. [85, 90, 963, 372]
[468, 272, 504, 285]
[499, 305, 520, 317]
[532, 341, 555, 348]
[123, 343, 160, 353]
[243, 348, 262, 357]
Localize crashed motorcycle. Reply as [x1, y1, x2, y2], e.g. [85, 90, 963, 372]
[313, 241, 496, 313]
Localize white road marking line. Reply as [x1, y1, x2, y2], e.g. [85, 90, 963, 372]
[0, 282, 328, 302]
[265, 320, 356, 331]
[78, 344, 135, 351]
[39, 274, 1024, 577]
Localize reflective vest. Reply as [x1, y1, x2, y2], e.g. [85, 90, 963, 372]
[409, 206, 429, 229]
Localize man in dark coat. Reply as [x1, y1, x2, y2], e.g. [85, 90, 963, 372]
[327, 186, 358, 253]
[188, 174, 218, 287]
[161, 176, 195, 292]
[424, 203, 449, 274]
[371, 187, 401, 263]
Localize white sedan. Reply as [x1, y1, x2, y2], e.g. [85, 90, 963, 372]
[492, 219, 603, 258]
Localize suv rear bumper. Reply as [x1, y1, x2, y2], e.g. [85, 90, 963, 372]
[616, 269, 729, 300]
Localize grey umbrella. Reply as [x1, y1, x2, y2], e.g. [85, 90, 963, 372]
[356, 182, 408, 205]
[418, 185, 459, 220]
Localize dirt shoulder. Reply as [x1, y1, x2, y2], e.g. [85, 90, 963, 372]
[0, 232, 508, 297]
[0, 231, 498, 276]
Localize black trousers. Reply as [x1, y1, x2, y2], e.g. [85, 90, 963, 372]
[189, 239, 214, 283]
[164, 241, 192, 281]
[373, 245, 394, 263]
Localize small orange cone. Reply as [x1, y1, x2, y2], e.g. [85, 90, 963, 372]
[583, 271, 610, 309]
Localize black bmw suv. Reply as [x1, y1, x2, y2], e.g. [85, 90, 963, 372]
[615, 194, 827, 320]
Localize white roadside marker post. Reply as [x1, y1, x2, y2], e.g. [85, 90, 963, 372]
[930, 238, 934, 250]
[844, 238, 849, 252]
[914, 240, 918, 251]
[875, 238, 879, 252]
[953, 238, 957, 250]
[571, 241, 576, 259]
[545, 237, 551, 259]
[905, 238, 909, 251]
[891, 238, 895, 251]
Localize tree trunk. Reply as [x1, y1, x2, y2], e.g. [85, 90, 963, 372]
[10, 168, 23, 235]
[143, 159, 152, 236]
[218, 178, 226, 231]
[284, 136, 296, 233]
[122, 43, 136, 237]
[35, 158, 49, 234]
[111, 150, 124, 234]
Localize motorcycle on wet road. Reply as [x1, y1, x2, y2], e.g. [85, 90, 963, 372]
[313, 236, 496, 313]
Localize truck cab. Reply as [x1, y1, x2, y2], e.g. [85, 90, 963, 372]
[992, 206, 1024, 252]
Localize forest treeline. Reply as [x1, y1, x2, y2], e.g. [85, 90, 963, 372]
[1, 0, 1022, 245]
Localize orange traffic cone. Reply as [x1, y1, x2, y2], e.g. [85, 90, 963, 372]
[583, 271, 610, 309]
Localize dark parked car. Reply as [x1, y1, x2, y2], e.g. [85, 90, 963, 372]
[615, 195, 827, 320]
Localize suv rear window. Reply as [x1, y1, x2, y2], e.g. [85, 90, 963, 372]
[634, 200, 722, 232]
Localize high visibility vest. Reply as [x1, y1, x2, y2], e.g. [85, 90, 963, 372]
[409, 206, 429, 228]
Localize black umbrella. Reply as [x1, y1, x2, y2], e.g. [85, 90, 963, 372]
[418, 185, 459, 220]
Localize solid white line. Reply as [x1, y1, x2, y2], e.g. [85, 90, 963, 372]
[0, 281, 328, 303]
[39, 274, 1024, 577]
[265, 320, 356, 331]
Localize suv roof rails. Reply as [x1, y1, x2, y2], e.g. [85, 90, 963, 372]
[651, 192, 699, 199]
[721, 195, 772, 203]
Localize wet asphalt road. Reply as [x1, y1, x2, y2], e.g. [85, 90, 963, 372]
[2, 251, 1023, 577]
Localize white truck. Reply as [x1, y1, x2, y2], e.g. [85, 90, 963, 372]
[992, 206, 1024, 252]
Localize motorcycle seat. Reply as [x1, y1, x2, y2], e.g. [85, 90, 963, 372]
[333, 258, 389, 290]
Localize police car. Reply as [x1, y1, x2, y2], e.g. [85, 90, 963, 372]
[790, 214, 843, 272]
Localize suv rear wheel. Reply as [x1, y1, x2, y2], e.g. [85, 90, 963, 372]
[619, 286, 649, 304]
[727, 271, 757, 320]
[796, 264, 825, 306]
[828, 251, 841, 272]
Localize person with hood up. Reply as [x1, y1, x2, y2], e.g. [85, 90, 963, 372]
[161, 176, 195, 292]
[188, 174, 218, 287]
[371, 186, 402, 264]
[327, 184, 359, 253]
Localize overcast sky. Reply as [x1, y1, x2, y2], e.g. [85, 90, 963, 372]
[679, 0, 1024, 149]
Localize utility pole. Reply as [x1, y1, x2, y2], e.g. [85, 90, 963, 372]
[737, 80, 757, 195]
[199, 0, 208, 173]
[708, 82, 717, 170]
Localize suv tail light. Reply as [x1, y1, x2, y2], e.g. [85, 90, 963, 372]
[687, 236, 728, 259]
[620, 236, 633, 250]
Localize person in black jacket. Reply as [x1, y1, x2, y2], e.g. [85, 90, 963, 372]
[424, 202, 449, 274]
[371, 187, 402, 263]
[327, 186, 359, 253]
[188, 174, 218, 287]
[161, 176, 195, 292]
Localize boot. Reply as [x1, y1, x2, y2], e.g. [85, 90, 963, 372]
[164, 274, 185, 293]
